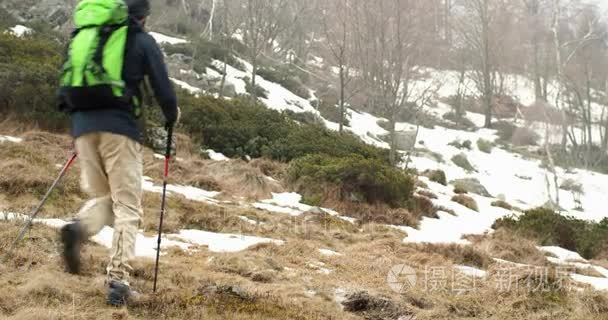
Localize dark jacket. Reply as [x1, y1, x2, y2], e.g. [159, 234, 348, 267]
[70, 20, 177, 143]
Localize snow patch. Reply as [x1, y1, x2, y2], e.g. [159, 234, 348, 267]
[454, 265, 487, 278]
[171, 78, 201, 94]
[0, 135, 23, 143]
[143, 176, 220, 204]
[7, 25, 32, 37]
[205, 149, 229, 161]
[150, 32, 188, 45]
[539, 246, 586, 263]
[173, 229, 283, 253]
[319, 248, 342, 256]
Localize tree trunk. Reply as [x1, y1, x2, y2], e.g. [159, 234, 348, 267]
[339, 64, 346, 133]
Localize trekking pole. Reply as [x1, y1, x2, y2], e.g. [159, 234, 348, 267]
[2, 152, 78, 262]
[153, 125, 173, 293]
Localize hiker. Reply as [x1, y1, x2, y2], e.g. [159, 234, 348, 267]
[58, 0, 179, 306]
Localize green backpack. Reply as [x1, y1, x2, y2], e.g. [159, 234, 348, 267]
[59, 0, 140, 116]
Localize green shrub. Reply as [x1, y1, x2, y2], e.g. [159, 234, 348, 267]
[451, 153, 476, 172]
[317, 101, 350, 127]
[179, 94, 388, 162]
[0, 32, 68, 131]
[163, 43, 195, 57]
[451, 194, 478, 212]
[493, 208, 608, 259]
[244, 77, 269, 99]
[162, 39, 246, 74]
[283, 110, 323, 126]
[491, 200, 513, 210]
[288, 154, 414, 208]
[448, 140, 472, 150]
[422, 170, 447, 186]
[477, 138, 494, 153]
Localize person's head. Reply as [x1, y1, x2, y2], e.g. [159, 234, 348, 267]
[125, 0, 150, 25]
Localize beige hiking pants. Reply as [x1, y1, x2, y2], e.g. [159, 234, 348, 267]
[75, 132, 143, 284]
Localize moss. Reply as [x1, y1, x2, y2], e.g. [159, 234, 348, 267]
[451, 153, 476, 172]
[451, 194, 478, 212]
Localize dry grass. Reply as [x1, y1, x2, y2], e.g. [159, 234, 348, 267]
[4, 126, 608, 320]
[451, 194, 479, 212]
[469, 229, 548, 266]
[416, 189, 438, 199]
[144, 157, 284, 201]
[0, 131, 84, 218]
[409, 243, 493, 268]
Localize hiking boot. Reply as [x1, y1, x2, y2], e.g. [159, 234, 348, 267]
[60, 222, 85, 274]
[107, 280, 132, 306]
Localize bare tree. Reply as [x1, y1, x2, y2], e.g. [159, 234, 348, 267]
[456, 0, 496, 128]
[321, 0, 355, 133]
[355, 0, 438, 165]
[241, 0, 292, 100]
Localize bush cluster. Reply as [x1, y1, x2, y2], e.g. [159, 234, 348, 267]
[451, 153, 476, 172]
[451, 194, 478, 211]
[0, 32, 68, 131]
[288, 154, 414, 208]
[179, 94, 388, 163]
[162, 39, 246, 74]
[491, 200, 513, 210]
[477, 138, 494, 153]
[493, 208, 608, 259]
[422, 169, 447, 186]
[317, 100, 350, 127]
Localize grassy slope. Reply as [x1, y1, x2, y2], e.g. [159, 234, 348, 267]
[2, 127, 608, 319]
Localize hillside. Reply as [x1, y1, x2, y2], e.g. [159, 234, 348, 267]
[3, 2, 608, 319]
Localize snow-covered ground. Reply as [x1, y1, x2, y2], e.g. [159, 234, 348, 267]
[0, 135, 23, 143]
[6, 25, 32, 37]
[143, 176, 220, 204]
[149, 32, 188, 45]
[1, 212, 281, 257]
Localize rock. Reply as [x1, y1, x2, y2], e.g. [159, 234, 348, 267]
[450, 178, 491, 197]
[342, 291, 413, 320]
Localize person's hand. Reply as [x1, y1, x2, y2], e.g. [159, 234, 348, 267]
[166, 107, 181, 129]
